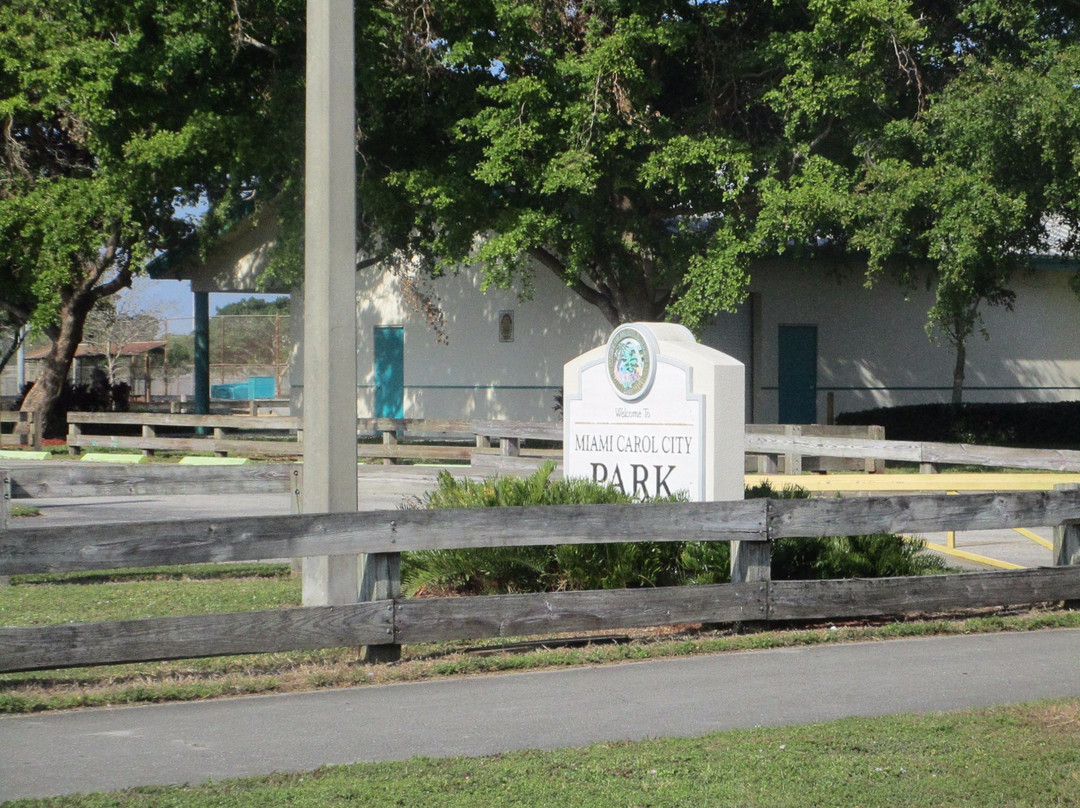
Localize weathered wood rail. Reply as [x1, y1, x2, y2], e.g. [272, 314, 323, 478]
[2, 489, 1078, 672]
[63, 413, 885, 471]
[0, 411, 35, 448]
[65, 413, 559, 462]
[743, 432, 1080, 473]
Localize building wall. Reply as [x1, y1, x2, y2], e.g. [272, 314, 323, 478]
[290, 263, 612, 422]
[748, 260, 1080, 422]
[288, 257, 1080, 425]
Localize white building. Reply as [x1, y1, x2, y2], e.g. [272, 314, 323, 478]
[306, 257, 1080, 425]
[163, 213, 1080, 424]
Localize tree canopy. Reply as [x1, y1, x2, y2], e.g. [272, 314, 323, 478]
[5, 0, 1080, 421]
[0, 0, 301, 437]
[215, 296, 291, 316]
[319, 0, 1077, 343]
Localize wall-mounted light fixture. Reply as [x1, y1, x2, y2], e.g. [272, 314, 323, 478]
[499, 310, 514, 343]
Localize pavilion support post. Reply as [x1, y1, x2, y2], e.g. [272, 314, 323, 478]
[193, 291, 210, 423]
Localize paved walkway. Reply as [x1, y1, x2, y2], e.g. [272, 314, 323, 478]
[3, 629, 1079, 801]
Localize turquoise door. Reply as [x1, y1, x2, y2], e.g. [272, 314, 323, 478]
[778, 325, 817, 424]
[374, 326, 405, 418]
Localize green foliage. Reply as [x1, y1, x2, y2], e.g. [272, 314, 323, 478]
[745, 480, 947, 580]
[215, 297, 291, 317]
[333, 0, 1080, 336]
[404, 467, 945, 596]
[837, 401, 1080, 446]
[402, 463, 689, 594]
[0, 0, 303, 423]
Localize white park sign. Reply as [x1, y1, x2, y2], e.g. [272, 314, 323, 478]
[563, 323, 744, 502]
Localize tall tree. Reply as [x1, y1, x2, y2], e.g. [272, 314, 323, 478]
[325, 0, 1080, 394]
[0, 0, 301, 444]
[756, 2, 1080, 402]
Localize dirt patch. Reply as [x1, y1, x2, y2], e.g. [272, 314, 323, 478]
[1018, 701, 1080, 737]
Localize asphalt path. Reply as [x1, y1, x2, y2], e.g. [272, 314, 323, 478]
[3, 629, 1080, 801]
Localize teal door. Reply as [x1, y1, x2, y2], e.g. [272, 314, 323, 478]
[374, 326, 405, 418]
[778, 325, 817, 424]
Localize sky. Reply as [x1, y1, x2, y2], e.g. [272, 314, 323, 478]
[126, 276, 288, 332]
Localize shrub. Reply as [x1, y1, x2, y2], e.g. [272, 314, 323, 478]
[836, 401, 1080, 446]
[17, 379, 130, 438]
[401, 463, 689, 594]
[746, 480, 947, 580]
[402, 467, 946, 597]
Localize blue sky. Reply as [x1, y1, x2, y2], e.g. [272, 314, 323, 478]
[127, 276, 288, 331]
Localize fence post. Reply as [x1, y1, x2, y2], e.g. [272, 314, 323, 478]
[1053, 484, 1080, 608]
[212, 427, 227, 457]
[382, 430, 399, 465]
[730, 500, 771, 580]
[867, 425, 885, 473]
[142, 424, 156, 458]
[756, 453, 779, 474]
[360, 552, 401, 663]
[783, 424, 802, 474]
[67, 418, 81, 456]
[0, 469, 10, 587]
[730, 539, 770, 586]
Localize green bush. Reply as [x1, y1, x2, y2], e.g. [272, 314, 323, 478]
[836, 401, 1080, 446]
[402, 466, 945, 597]
[401, 463, 690, 594]
[746, 482, 947, 580]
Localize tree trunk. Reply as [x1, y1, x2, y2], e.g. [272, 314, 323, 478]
[528, 247, 666, 327]
[16, 234, 131, 448]
[951, 337, 966, 406]
[18, 296, 95, 449]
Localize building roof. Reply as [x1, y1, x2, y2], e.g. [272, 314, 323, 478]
[25, 341, 167, 361]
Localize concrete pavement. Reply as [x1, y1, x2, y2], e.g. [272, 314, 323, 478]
[3, 629, 1080, 801]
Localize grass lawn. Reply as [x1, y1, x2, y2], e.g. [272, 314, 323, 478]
[6, 699, 1080, 807]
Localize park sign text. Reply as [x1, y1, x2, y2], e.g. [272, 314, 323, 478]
[563, 323, 745, 502]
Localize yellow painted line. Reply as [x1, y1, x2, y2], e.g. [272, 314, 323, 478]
[81, 453, 145, 464]
[1012, 527, 1053, 550]
[918, 540, 1026, 571]
[745, 473, 1080, 492]
[0, 450, 50, 460]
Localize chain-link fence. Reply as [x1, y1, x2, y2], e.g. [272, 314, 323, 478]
[0, 314, 292, 404]
[162, 314, 291, 400]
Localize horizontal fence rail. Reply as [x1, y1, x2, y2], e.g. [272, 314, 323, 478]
[6, 569, 1080, 672]
[0, 500, 770, 575]
[54, 413, 1080, 472]
[0, 411, 35, 448]
[2, 490, 1079, 672]
[743, 433, 1080, 473]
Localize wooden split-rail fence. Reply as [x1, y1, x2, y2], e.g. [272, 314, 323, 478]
[1, 487, 1079, 673]
[64, 413, 563, 462]
[0, 411, 36, 449]
[63, 412, 888, 472]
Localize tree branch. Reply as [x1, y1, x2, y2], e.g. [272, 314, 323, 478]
[528, 246, 621, 326]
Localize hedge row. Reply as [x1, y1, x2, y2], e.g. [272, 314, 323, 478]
[836, 401, 1080, 446]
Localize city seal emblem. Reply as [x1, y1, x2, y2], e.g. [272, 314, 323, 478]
[606, 324, 658, 401]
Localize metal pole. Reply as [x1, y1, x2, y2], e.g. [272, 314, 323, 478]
[193, 290, 210, 417]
